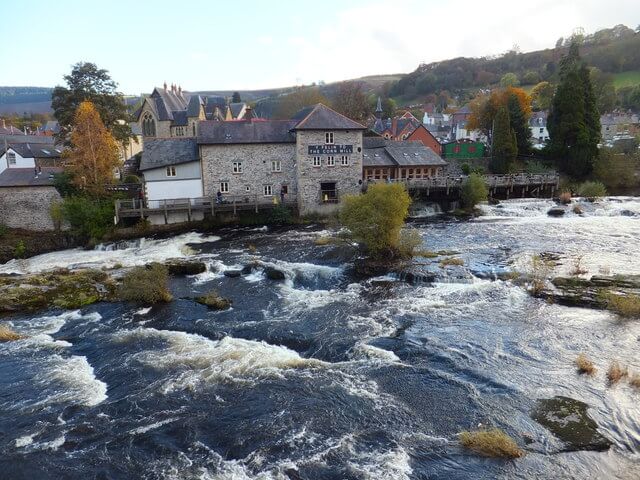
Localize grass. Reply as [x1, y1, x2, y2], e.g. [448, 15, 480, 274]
[459, 429, 524, 458]
[529, 254, 554, 295]
[629, 373, 640, 389]
[314, 236, 332, 246]
[195, 290, 232, 310]
[119, 264, 172, 304]
[440, 257, 464, 267]
[575, 354, 596, 376]
[0, 324, 24, 342]
[570, 255, 588, 276]
[612, 70, 640, 89]
[559, 192, 572, 205]
[607, 361, 628, 385]
[603, 293, 640, 318]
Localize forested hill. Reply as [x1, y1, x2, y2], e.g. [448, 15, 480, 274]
[0, 87, 53, 114]
[389, 24, 640, 102]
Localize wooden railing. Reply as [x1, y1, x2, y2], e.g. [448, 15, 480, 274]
[368, 173, 559, 189]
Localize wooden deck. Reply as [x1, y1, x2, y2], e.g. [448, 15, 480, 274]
[114, 195, 297, 223]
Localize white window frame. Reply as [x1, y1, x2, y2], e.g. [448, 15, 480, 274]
[340, 155, 349, 166]
[166, 166, 177, 177]
[263, 185, 273, 196]
[6, 151, 16, 165]
[325, 132, 334, 144]
[271, 160, 282, 172]
[312, 156, 321, 167]
[220, 181, 229, 193]
[233, 162, 243, 173]
[326, 156, 335, 167]
[245, 185, 251, 192]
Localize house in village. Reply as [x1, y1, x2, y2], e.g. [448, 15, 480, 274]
[600, 112, 640, 143]
[529, 111, 550, 149]
[1, 141, 62, 174]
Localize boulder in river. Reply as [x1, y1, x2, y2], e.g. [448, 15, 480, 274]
[223, 269, 242, 278]
[164, 259, 207, 276]
[547, 207, 566, 217]
[531, 396, 611, 452]
[264, 266, 286, 281]
[195, 290, 232, 310]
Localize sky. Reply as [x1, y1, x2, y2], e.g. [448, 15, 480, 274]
[2, 0, 639, 94]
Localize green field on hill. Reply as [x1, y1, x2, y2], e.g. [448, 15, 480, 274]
[612, 70, 640, 89]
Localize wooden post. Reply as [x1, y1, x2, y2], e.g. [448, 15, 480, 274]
[187, 199, 192, 222]
[139, 198, 144, 218]
[233, 198, 237, 216]
[114, 199, 120, 224]
[164, 199, 168, 225]
[254, 194, 258, 213]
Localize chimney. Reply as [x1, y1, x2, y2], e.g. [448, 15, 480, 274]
[1, 118, 5, 129]
[178, 85, 182, 95]
[243, 106, 254, 122]
[163, 81, 167, 91]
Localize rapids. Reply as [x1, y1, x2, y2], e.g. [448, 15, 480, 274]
[1, 197, 640, 479]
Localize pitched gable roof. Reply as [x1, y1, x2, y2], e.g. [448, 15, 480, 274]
[0, 167, 63, 187]
[363, 138, 447, 167]
[198, 120, 297, 144]
[292, 104, 366, 131]
[139, 138, 199, 171]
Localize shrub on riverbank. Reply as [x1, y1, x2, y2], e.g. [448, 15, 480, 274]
[340, 183, 411, 257]
[119, 264, 172, 304]
[0, 325, 24, 342]
[577, 181, 607, 200]
[559, 192, 572, 204]
[629, 374, 640, 389]
[461, 173, 488, 212]
[397, 228, 423, 258]
[459, 429, 523, 458]
[607, 361, 628, 385]
[575, 354, 596, 375]
[62, 196, 115, 242]
[603, 292, 640, 318]
[440, 257, 464, 267]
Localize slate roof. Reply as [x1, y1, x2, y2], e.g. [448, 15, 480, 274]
[198, 120, 298, 144]
[228, 102, 246, 119]
[529, 111, 548, 127]
[0, 125, 24, 135]
[363, 138, 447, 168]
[1, 142, 63, 158]
[171, 110, 188, 126]
[187, 95, 202, 118]
[139, 138, 199, 171]
[292, 104, 367, 131]
[0, 167, 63, 187]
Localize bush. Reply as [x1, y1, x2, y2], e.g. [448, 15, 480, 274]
[577, 181, 607, 200]
[559, 192, 572, 204]
[460, 173, 488, 212]
[62, 196, 115, 242]
[52, 171, 79, 197]
[340, 183, 411, 257]
[0, 224, 8, 238]
[607, 361, 628, 385]
[575, 353, 596, 375]
[268, 205, 293, 225]
[0, 324, 24, 342]
[397, 228, 423, 258]
[119, 264, 172, 304]
[629, 374, 640, 389]
[459, 429, 523, 458]
[440, 257, 464, 267]
[49, 200, 64, 232]
[529, 253, 554, 294]
[461, 163, 471, 175]
[13, 240, 26, 259]
[122, 174, 141, 184]
[603, 292, 640, 318]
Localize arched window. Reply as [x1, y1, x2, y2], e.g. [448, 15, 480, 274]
[142, 113, 156, 137]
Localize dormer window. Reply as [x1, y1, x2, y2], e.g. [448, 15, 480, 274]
[325, 132, 334, 144]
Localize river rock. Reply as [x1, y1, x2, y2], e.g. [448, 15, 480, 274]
[531, 396, 611, 452]
[398, 270, 437, 285]
[164, 259, 207, 276]
[537, 275, 640, 309]
[547, 207, 566, 217]
[195, 291, 232, 310]
[223, 269, 242, 278]
[264, 266, 286, 281]
[241, 264, 255, 275]
[620, 209, 636, 217]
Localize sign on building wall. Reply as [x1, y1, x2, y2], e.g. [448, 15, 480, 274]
[308, 145, 353, 155]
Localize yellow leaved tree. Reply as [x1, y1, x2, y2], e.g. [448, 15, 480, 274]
[64, 100, 120, 196]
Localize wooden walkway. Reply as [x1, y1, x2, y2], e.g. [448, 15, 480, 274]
[114, 195, 297, 223]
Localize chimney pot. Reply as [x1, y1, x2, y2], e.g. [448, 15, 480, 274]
[163, 81, 167, 91]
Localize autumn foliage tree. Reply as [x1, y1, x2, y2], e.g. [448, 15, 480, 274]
[64, 101, 120, 196]
[274, 86, 329, 119]
[332, 82, 371, 123]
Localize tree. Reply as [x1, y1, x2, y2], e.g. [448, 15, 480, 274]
[500, 73, 520, 87]
[64, 101, 120, 195]
[340, 183, 411, 257]
[547, 43, 600, 178]
[491, 106, 517, 173]
[332, 82, 371, 123]
[231, 91, 242, 103]
[507, 93, 531, 154]
[461, 173, 489, 212]
[531, 81, 554, 110]
[522, 71, 541, 85]
[274, 86, 329, 119]
[52, 62, 132, 145]
[590, 68, 616, 113]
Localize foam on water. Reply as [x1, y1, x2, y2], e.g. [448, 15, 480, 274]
[351, 342, 401, 363]
[0, 232, 220, 274]
[113, 328, 328, 392]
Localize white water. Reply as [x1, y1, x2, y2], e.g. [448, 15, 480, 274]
[0, 232, 220, 274]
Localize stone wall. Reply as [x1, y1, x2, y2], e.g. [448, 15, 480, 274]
[201, 144, 297, 200]
[295, 130, 363, 215]
[0, 186, 63, 231]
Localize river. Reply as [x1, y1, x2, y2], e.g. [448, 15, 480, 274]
[1, 197, 639, 479]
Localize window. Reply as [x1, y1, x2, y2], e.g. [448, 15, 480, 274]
[220, 182, 229, 193]
[340, 155, 349, 166]
[320, 182, 337, 203]
[281, 185, 288, 194]
[192, 123, 196, 136]
[142, 113, 156, 137]
[233, 162, 243, 173]
[166, 166, 176, 177]
[539, 127, 544, 133]
[175, 127, 184, 136]
[312, 156, 321, 167]
[327, 156, 335, 166]
[6, 152, 16, 165]
[271, 160, 282, 172]
[245, 185, 251, 192]
[325, 132, 334, 144]
[263, 185, 273, 196]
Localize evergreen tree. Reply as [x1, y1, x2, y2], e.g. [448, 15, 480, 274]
[507, 93, 531, 154]
[491, 106, 517, 173]
[231, 91, 242, 103]
[547, 43, 600, 178]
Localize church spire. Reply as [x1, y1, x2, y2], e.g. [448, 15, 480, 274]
[375, 96, 383, 119]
